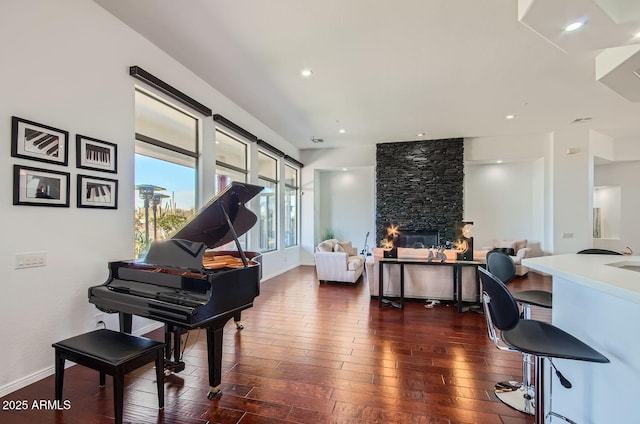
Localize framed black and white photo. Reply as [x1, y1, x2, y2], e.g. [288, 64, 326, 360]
[11, 116, 69, 165]
[13, 165, 70, 207]
[77, 174, 118, 209]
[76, 135, 117, 173]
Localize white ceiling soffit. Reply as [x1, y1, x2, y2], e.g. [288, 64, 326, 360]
[596, 45, 640, 101]
[519, 0, 640, 102]
[518, 0, 640, 53]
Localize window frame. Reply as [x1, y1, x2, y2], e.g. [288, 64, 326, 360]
[257, 150, 279, 253]
[214, 128, 249, 190]
[133, 87, 200, 257]
[284, 163, 300, 248]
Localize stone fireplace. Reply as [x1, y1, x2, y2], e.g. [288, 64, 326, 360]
[376, 138, 464, 246]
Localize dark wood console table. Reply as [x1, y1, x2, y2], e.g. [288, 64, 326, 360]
[378, 257, 482, 312]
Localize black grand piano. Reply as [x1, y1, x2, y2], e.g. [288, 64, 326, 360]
[88, 182, 263, 399]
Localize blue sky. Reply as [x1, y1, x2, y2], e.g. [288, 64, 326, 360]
[135, 154, 195, 211]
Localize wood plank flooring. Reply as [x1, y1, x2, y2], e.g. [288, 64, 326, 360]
[1, 265, 551, 423]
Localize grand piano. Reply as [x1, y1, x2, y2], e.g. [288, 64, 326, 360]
[88, 182, 263, 399]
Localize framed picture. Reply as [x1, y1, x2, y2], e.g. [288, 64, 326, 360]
[77, 174, 118, 209]
[76, 135, 117, 173]
[13, 165, 70, 207]
[11, 116, 69, 165]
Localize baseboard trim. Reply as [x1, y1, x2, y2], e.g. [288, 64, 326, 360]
[0, 367, 52, 398]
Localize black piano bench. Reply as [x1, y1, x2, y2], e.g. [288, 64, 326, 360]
[52, 329, 165, 424]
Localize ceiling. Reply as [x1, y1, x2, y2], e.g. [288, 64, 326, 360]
[94, 0, 640, 150]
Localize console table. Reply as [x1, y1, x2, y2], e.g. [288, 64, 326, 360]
[378, 258, 482, 312]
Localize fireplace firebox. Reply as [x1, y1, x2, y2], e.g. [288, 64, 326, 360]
[397, 229, 439, 248]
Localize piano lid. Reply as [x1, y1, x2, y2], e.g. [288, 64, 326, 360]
[171, 182, 263, 249]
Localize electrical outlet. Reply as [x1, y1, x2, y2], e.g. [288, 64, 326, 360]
[95, 313, 105, 328]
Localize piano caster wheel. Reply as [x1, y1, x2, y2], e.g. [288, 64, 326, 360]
[207, 389, 222, 400]
[235, 321, 244, 330]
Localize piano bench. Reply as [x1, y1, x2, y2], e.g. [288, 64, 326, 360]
[52, 329, 165, 424]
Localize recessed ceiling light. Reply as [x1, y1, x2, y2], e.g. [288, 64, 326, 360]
[300, 68, 313, 78]
[505, 114, 516, 120]
[342, 168, 347, 171]
[417, 132, 425, 137]
[565, 21, 584, 32]
[633, 32, 640, 39]
[497, 160, 503, 164]
[339, 128, 346, 134]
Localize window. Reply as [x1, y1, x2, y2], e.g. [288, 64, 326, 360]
[214, 129, 247, 192]
[134, 89, 198, 257]
[258, 152, 278, 252]
[284, 164, 299, 247]
[213, 129, 249, 251]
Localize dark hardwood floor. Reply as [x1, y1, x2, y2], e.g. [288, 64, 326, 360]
[1, 265, 551, 423]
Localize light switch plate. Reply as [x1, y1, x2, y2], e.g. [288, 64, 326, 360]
[15, 252, 47, 269]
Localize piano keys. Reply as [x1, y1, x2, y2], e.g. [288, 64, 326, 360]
[84, 143, 111, 166]
[85, 182, 112, 203]
[88, 182, 263, 399]
[12, 117, 68, 166]
[24, 128, 59, 157]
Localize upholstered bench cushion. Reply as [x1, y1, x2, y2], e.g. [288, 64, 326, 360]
[52, 329, 164, 366]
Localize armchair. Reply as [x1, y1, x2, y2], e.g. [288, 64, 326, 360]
[314, 239, 364, 284]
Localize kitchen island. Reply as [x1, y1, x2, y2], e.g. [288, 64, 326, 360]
[522, 254, 640, 423]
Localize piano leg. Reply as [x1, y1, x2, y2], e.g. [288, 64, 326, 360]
[234, 311, 244, 330]
[119, 312, 132, 333]
[206, 324, 225, 399]
[164, 324, 186, 374]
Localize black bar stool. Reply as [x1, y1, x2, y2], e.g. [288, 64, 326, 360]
[486, 250, 552, 414]
[53, 329, 165, 424]
[479, 267, 609, 424]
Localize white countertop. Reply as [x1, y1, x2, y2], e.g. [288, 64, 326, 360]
[523, 254, 640, 304]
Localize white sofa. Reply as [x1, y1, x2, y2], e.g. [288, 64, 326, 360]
[314, 239, 365, 283]
[473, 239, 531, 276]
[365, 247, 478, 301]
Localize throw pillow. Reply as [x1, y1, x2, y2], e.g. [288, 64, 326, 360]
[317, 240, 335, 252]
[335, 241, 356, 255]
[492, 247, 515, 256]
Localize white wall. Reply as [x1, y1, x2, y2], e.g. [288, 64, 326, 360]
[593, 185, 621, 239]
[594, 161, 640, 253]
[0, 0, 300, 396]
[464, 161, 544, 255]
[317, 169, 374, 251]
[300, 145, 376, 264]
[464, 133, 549, 255]
[464, 133, 548, 162]
[551, 128, 611, 253]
